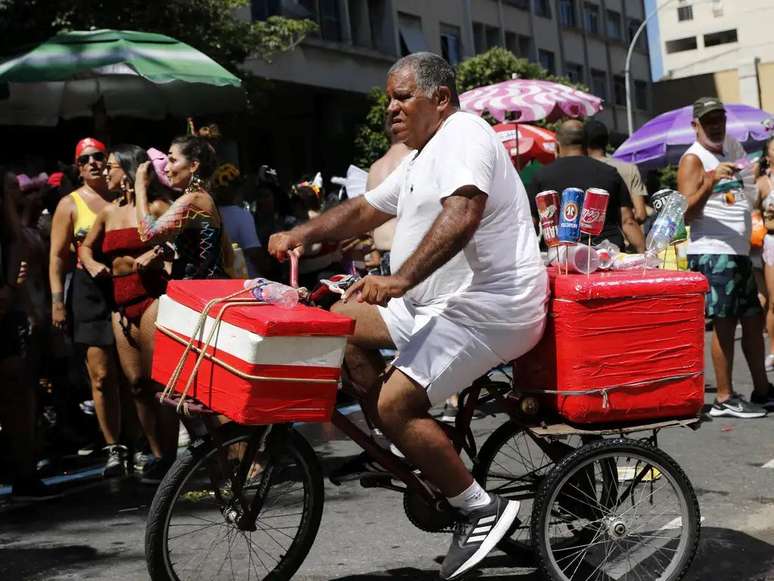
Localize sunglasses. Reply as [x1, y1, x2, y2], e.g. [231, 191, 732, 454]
[77, 151, 106, 166]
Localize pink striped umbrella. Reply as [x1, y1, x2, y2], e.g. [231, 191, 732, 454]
[460, 79, 603, 123]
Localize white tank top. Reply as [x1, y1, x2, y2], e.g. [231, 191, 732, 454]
[684, 138, 751, 256]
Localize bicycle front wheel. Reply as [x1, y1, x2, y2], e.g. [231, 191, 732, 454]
[531, 438, 700, 581]
[145, 423, 324, 581]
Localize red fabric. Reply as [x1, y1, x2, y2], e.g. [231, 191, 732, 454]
[514, 268, 708, 424]
[113, 271, 168, 323]
[103, 227, 147, 257]
[493, 122, 557, 169]
[165, 279, 355, 337]
[152, 329, 339, 424]
[74, 137, 107, 160]
[47, 172, 64, 187]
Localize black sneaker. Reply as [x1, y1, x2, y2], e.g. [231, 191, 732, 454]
[140, 456, 174, 485]
[708, 393, 767, 418]
[750, 383, 774, 410]
[329, 452, 386, 485]
[102, 444, 128, 478]
[440, 494, 520, 580]
[11, 478, 63, 501]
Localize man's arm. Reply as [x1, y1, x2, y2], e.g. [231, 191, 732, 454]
[343, 187, 486, 305]
[620, 206, 645, 252]
[268, 196, 392, 260]
[679, 154, 735, 223]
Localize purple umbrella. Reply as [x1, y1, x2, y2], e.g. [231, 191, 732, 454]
[613, 104, 774, 168]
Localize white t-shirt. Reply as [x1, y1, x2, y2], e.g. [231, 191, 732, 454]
[682, 136, 751, 256]
[364, 111, 548, 330]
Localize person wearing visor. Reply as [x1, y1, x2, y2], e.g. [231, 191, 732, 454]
[680, 97, 774, 418]
[49, 137, 123, 476]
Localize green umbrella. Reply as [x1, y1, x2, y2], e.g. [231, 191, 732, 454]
[0, 29, 245, 126]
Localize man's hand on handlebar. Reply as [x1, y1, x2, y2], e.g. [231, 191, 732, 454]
[342, 274, 410, 306]
[268, 231, 305, 262]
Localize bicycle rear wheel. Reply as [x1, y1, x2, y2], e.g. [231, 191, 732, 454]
[145, 423, 324, 581]
[531, 438, 700, 581]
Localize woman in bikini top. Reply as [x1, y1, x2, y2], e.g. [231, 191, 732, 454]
[80, 144, 176, 468]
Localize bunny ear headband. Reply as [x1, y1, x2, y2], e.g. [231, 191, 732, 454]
[147, 148, 173, 188]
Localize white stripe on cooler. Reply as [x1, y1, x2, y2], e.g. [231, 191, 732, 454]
[157, 295, 346, 367]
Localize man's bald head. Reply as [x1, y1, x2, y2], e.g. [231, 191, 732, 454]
[556, 119, 586, 149]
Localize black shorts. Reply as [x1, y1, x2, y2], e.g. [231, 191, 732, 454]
[70, 268, 114, 346]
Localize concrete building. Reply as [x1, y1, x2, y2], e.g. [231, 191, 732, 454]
[242, 0, 654, 180]
[653, 0, 774, 114]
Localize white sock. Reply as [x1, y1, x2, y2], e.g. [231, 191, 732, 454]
[447, 481, 491, 514]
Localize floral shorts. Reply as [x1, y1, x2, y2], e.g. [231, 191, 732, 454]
[688, 254, 761, 319]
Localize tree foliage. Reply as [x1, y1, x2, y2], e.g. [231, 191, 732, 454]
[352, 47, 589, 168]
[0, 0, 316, 73]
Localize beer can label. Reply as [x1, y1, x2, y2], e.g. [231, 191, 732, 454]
[580, 188, 610, 236]
[558, 188, 584, 243]
[536, 190, 560, 247]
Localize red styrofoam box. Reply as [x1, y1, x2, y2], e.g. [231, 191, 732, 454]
[514, 268, 708, 424]
[152, 280, 355, 424]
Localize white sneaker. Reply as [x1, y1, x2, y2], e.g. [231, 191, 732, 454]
[765, 354, 774, 372]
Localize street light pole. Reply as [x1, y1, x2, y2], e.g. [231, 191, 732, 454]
[625, 0, 679, 135]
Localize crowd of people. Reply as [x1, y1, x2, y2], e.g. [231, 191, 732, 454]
[0, 127, 386, 498]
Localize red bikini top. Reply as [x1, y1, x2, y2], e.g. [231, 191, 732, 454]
[102, 227, 151, 259]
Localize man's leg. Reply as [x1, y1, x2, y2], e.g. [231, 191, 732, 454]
[711, 317, 737, 402]
[740, 314, 769, 396]
[375, 369, 472, 497]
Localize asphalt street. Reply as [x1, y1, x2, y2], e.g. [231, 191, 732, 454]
[2, 328, 774, 581]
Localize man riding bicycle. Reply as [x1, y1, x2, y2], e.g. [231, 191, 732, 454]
[269, 52, 548, 580]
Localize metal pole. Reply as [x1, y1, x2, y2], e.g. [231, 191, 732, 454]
[625, 0, 679, 135]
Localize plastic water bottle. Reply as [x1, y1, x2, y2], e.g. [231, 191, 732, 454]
[646, 191, 688, 257]
[243, 278, 299, 308]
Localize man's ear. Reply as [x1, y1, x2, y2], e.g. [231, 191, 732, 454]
[436, 86, 452, 110]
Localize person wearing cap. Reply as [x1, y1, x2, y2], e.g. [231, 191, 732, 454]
[49, 137, 124, 473]
[679, 97, 774, 418]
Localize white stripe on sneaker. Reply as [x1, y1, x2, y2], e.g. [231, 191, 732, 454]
[450, 500, 521, 579]
[471, 526, 492, 535]
[467, 535, 487, 543]
[478, 515, 496, 524]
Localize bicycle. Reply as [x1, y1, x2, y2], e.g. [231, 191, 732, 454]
[144, 262, 701, 581]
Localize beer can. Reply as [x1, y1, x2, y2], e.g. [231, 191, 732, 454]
[535, 190, 560, 247]
[558, 187, 584, 243]
[580, 188, 609, 237]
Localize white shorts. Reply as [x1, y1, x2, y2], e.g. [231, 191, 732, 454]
[763, 235, 774, 267]
[378, 297, 545, 406]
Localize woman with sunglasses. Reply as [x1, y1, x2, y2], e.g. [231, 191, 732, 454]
[49, 137, 121, 477]
[80, 145, 177, 481]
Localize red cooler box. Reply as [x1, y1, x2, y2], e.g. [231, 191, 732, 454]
[514, 268, 708, 424]
[152, 280, 355, 424]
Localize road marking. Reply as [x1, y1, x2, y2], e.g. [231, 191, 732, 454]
[762, 458, 774, 469]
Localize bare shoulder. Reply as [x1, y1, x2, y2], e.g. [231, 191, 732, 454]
[53, 193, 76, 218]
[758, 175, 772, 196]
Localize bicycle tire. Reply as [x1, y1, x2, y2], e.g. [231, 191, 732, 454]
[531, 438, 700, 581]
[145, 423, 324, 581]
[474, 421, 585, 559]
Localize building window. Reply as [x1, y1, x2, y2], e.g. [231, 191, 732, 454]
[584, 3, 600, 35]
[606, 9, 623, 40]
[559, 0, 577, 28]
[665, 36, 697, 53]
[564, 62, 584, 84]
[634, 80, 648, 111]
[677, 4, 693, 21]
[538, 49, 556, 74]
[505, 32, 532, 59]
[613, 75, 626, 106]
[440, 24, 462, 65]
[534, 0, 552, 19]
[704, 29, 738, 47]
[348, 0, 374, 48]
[473, 22, 501, 53]
[503, 0, 530, 9]
[398, 12, 427, 56]
[591, 69, 607, 100]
